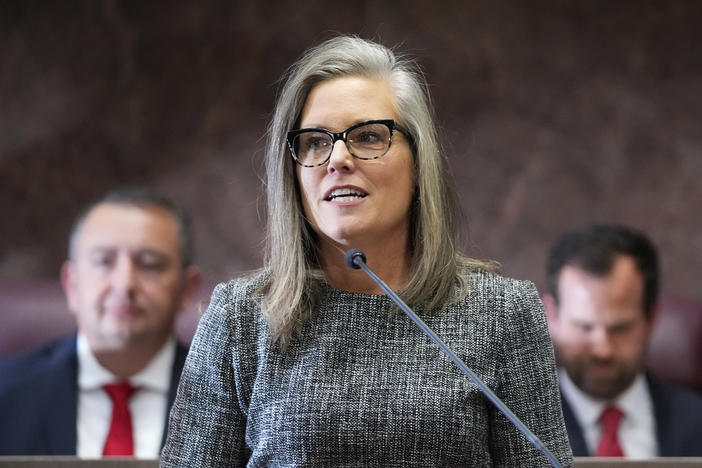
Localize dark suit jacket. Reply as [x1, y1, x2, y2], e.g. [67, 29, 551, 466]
[561, 373, 702, 457]
[0, 334, 188, 455]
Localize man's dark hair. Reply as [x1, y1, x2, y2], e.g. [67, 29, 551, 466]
[68, 186, 195, 267]
[546, 223, 659, 318]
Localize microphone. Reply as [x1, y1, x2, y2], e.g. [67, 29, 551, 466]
[344, 248, 563, 468]
[345, 248, 367, 269]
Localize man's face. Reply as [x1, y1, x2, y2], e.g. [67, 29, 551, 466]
[62, 202, 197, 353]
[550, 256, 654, 400]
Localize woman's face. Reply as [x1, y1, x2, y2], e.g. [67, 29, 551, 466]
[296, 76, 415, 254]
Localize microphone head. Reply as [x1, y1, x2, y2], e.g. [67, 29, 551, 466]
[345, 248, 366, 269]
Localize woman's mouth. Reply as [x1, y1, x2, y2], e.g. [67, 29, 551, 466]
[325, 187, 368, 202]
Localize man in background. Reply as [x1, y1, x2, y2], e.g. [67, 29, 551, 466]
[543, 223, 702, 457]
[0, 187, 201, 457]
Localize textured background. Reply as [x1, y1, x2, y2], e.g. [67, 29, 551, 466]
[2, 0, 701, 301]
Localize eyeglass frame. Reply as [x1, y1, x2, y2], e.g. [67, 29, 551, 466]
[286, 119, 411, 168]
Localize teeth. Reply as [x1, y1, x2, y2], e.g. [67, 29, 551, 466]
[328, 188, 366, 201]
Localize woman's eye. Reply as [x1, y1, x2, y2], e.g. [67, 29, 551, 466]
[354, 131, 381, 144]
[305, 137, 329, 151]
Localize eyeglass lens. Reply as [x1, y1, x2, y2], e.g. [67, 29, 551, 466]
[292, 122, 392, 166]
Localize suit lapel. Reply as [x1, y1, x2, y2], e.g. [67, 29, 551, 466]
[42, 336, 79, 455]
[647, 374, 676, 456]
[560, 393, 590, 456]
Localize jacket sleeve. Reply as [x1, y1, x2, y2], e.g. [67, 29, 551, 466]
[160, 281, 249, 467]
[488, 279, 574, 467]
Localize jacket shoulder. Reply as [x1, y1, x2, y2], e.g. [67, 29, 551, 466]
[0, 336, 76, 391]
[210, 269, 269, 306]
[460, 266, 541, 305]
[649, 374, 702, 411]
[648, 374, 702, 456]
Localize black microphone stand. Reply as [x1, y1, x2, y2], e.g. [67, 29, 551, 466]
[345, 248, 563, 468]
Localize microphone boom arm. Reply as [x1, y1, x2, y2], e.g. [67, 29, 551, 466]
[345, 248, 563, 468]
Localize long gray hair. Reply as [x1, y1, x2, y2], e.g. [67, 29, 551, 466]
[262, 35, 489, 347]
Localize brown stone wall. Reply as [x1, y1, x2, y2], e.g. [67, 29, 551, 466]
[2, 0, 701, 300]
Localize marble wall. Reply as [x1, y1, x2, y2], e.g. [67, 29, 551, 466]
[2, 0, 701, 300]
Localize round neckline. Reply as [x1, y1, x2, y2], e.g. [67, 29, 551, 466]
[320, 279, 396, 300]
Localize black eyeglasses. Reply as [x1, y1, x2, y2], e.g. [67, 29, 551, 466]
[286, 119, 409, 167]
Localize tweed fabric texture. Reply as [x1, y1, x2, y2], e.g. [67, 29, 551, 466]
[161, 268, 573, 467]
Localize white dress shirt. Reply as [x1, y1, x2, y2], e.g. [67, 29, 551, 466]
[559, 369, 658, 458]
[76, 333, 176, 459]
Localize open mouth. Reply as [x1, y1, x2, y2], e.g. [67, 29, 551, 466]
[325, 187, 368, 202]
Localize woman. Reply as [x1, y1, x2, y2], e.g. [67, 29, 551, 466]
[161, 36, 573, 467]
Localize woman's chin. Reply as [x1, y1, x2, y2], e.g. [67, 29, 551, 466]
[319, 227, 368, 248]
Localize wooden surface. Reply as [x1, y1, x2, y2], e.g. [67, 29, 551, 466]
[575, 459, 702, 468]
[0, 457, 701, 467]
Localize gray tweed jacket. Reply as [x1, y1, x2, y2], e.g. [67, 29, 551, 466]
[161, 268, 573, 467]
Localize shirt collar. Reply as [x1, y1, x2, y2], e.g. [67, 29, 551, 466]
[559, 369, 606, 428]
[77, 332, 176, 392]
[614, 373, 653, 427]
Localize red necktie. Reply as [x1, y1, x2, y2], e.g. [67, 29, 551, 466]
[103, 381, 137, 456]
[596, 405, 625, 457]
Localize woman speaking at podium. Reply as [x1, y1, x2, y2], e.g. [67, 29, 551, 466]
[161, 35, 573, 467]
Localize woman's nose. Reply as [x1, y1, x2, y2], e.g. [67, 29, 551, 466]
[326, 140, 355, 174]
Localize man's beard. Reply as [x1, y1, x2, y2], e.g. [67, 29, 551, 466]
[565, 357, 640, 400]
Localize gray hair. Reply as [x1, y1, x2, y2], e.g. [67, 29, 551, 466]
[262, 35, 490, 347]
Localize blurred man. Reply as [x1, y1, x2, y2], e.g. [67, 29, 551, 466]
[544, 223, 702, 457]
[0, 187, 201, 457]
